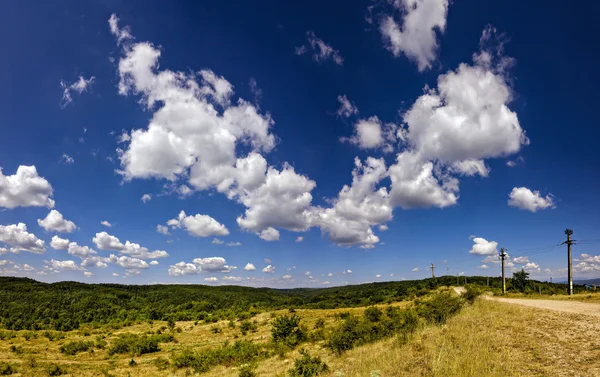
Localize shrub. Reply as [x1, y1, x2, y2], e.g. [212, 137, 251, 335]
[239, 364, 256, 377]
[240, 320, 257, 336]
[46, 364, 67, 376]
[153, 357, 170, 370]
[288, 350, 329, 377]
[0, 362, 16, 375]
[59, 340, 93, 355]
[416, 292, 463, 325]
[128, 358, 136, 367]
[107, 333, 174, 356]
[462, 285, 481, 304]
[364, 307, 383, 322]
[271, 315, 306, 347]
[314, 318, 325, 329]
[171, 341, 263, 373]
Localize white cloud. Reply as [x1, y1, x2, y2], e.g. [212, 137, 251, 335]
[508, 187, 555, 212]
[0, 166, 55, 209]
[450, 160, 489, 177]
[296, 31, 343, 65]
[37, 210, 77, 233]
[282, 274, 292, 280]
[109, 254, 149, 269]
[343, 116, 397, 152]
[327, 272, 333, 277]
[295, 236, 304, 242]
[378, 224, 388, 231]
[167, 210, 229, 238]
[244, 263, 256, 271]
[343, 269, 353, 274]
[375, 274, 382, 278]
[544, 268, 552, 274]
[192, 257, 236, 273]
[226, 242, 241, 247]
[60, 153, 74, 164]
[112, 273, 120, 277]
[513, 256, 530, 264]
[259, 227, 280, 241]
[67, 242, 97, 258]
[92, 232, 169, 259]
[222, 276, 243, 282]
[264, 258, 272, 263]
[46, 259, 84, 271]
[156, 225, 170, 235]
[524, 262, 540, 272]
[84, 271, 93, 277]
[506, 156, 523, 167]
[168, 262, 199, 276]
[305, 271, 311, 276]
[80, 255, 109, 268]
[379, 0, 449, 71]
[101, 221, 112, 228]
[141, 194, 152, 203]
[149, 260, 159, 266]
[337, 95, 358, 118]
[262, 265, 275, 273]
[50, 235, 70, 250]
[412, 267, 419, 272]
[108, 14, 133, 45]
[0, 223, 45, 254]
[468, 237, 498, 255]
[477, 264, 489, 269]
[60, 76, 95, 108]
[212, 238, 224, 244]
[204, 277, 218, 282]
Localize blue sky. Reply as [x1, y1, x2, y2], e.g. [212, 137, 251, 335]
[1, 0, 600, 287]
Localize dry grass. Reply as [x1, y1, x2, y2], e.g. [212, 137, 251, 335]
[1, 298, 598, 376]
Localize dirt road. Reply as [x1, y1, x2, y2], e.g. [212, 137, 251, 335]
[485, 296, 600, 317]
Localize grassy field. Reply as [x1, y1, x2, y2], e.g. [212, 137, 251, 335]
[1, 290, 598, 376]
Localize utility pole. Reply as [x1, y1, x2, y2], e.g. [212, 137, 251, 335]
[430, 263, 435, 278]
[500, 248, 507, 294]
[564, 229, 574, 295]
[487, 276, 490, 287]
[456, 273, 459, 285]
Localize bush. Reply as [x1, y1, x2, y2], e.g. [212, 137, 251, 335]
[364, 307, 383, 322]
[462, 285, 481, 304]
[210, 325, 222, 334]
[240, 320, 257, 336]
[288, 350, 328, 377]
[239, 364, 256, 377]
[0, 363, 16, 375]
[271, 315, 306, 347]
[416, 292, 463, 325]
[171, 341, 263, 373]
[153, 357, 170, 370]
[314, 318, 325, 329]
[46, 364, 67, 376]
[107, 333, 174, 356]
[59, 340, 93, 355]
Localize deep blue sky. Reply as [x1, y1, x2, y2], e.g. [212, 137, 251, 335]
[0, 0, 599, 286]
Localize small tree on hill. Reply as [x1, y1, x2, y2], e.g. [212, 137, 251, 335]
[512, 269, 530, 292]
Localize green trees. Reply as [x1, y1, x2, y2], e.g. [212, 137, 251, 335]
[512, 269, 530, 292]
[271, 315, 306, 347]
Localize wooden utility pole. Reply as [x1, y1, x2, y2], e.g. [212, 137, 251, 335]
[500, 248, 507, 294]
[564, 229, 574, 295]
[430, 263, 435, 278]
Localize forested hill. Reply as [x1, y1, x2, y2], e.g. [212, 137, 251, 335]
[0, 276, 566, 331]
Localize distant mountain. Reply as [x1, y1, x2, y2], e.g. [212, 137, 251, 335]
[556, 278, 600, 285]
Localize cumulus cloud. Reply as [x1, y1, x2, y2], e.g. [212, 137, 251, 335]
[295, 236, 304, 242]
[60, 76, 95, 108]
[412, 267, 419, 272]
[46, 259, 84, 272]
[226, 242, 241, 247]
[92, 232, 168, 259]
[244, 263, 256, 271]
[222, 276, 243, 282]
[379, 0, 449, 71]
[477, 264, 489, 269]
[296, 31, 343, 65]
[141, 194, 152, 203]
[168, 262, 199, 276]
[212, 238, 224, 244]
[101, 221, 112, 228]
[166, 211, 229, 238]
[258, 227, 280, 241]
[156, 225, 170, 235]
[375, 274, 382, 278]
[37, 210, 77, 233]
[192, 257, 236, 273]
[262, 265, 275, 273]
[524, 262, 540, 272]
[204, 277, 218, 282]
[513, 256, 530, 264]
[0, 166, 55, 209]
[50, 235, 70, 250]
[508, 187, 554, 212]
[468, 237, 498, 255]
[109, 254, 149, 269]
[108, 14, 133, 45]
[337, 95, 358, 118]
[0, 223, 45, 254]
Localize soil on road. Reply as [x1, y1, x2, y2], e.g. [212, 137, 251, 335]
[485, 296, 600, 317]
